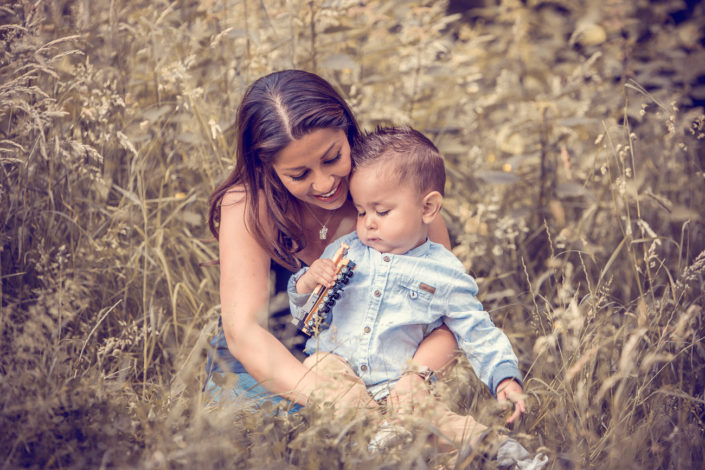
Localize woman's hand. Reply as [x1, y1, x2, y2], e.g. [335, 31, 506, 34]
[496, 378, 526, 424]
[296, 258, 337, 294]
[303, 353, 379, 417]
[387, 372, 431, 415]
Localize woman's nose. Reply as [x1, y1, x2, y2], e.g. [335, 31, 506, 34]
[312, 171, 334, 194]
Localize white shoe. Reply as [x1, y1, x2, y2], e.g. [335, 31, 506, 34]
[367, 420, 413, 453]
[496, 438, 549, 470]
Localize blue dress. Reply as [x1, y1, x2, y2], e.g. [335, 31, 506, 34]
[204, 260, 305, 412]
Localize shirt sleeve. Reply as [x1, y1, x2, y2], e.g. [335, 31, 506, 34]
[287, 267, 310, 320]
[442, 273, 523, 396]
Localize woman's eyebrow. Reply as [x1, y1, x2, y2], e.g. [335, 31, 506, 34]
[282, 142, 338, 172]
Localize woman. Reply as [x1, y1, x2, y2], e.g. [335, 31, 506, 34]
[205, 69, 458, 411]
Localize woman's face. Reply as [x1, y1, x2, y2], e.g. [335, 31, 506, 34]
[272, 128, 351, 210]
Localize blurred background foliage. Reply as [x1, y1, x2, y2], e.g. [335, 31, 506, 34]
[1, 0, 704, 468]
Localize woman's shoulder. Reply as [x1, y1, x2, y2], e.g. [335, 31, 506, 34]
[221, 185, 247, 205]
[219, 185, 276, 240]
[220, 185, 270, 221]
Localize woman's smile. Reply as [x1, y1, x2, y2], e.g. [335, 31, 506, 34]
[313, 180, 345, 203]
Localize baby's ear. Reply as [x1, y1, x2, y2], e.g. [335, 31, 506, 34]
[421, 191, 443, 224]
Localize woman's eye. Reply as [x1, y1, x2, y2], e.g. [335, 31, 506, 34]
[324, 153, 341, 165]
[290, 171, 308, 181]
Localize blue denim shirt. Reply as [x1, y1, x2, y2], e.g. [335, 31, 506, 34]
[288, 232, 522, 400]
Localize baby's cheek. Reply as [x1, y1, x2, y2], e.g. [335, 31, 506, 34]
[355, 220, 365, 236]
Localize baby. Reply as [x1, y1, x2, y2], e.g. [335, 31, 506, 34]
[289, 126, 545, 467]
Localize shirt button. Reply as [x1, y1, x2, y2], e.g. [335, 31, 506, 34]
[364, 326, 371, 334]
[409, 291, 418, 299]
[383, 255, 390, 262]
[374, 290, 381, 297]
[360, 365, 368, 372]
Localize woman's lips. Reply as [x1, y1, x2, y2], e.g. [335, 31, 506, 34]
[314, 181, 343, 202]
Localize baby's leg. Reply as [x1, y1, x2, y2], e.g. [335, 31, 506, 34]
[426, 399, 488, 449]
[420, 392, 547, 469]
[303, 352, 375, 414]
[387, 375, 489, 450]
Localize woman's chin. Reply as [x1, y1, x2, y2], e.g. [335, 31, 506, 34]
[311, 181, 347, 208]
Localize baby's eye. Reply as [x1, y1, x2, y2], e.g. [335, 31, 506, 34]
[356, 211, 365, 218]
[376, 210, 390, 216]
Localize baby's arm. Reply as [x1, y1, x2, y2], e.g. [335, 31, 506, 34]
[443, 275, 525, 423]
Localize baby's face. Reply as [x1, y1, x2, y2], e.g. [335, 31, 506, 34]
[349, 162, 428, 255]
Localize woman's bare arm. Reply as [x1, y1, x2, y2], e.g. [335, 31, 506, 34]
[217, 191, 320, 404]
[428, 214, 451, 250]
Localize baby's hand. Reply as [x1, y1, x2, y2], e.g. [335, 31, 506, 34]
[296, 258, 338, 294]
[496, 378, 526, 424]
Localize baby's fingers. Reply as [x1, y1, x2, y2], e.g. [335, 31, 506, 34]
[309, 260, 338, 286]
[310, 271, 335, 288]
[497, 388, 526, 424]
[505, 399, 525, 424]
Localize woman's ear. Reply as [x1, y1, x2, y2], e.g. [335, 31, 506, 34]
[421, 191, 443, 224]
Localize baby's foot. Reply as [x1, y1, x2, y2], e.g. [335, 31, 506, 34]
[367, 420, 413, 453]
[495, 438, 548, 470]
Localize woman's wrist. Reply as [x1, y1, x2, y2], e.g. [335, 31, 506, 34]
[401, 365, 435, 383]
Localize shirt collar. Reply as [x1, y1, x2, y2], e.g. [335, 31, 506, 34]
[355, 232, 433, 258]
[403, 238, 432, 258]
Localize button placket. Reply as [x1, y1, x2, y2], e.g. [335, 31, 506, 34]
[359, 251, 391, 376]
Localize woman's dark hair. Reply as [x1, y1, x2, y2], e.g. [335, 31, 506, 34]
[208, 70, 360, 271]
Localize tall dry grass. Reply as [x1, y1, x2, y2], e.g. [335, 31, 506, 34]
[1, 0, 704, 468]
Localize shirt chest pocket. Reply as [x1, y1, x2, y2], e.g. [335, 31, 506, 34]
[397, 279, 434, 316]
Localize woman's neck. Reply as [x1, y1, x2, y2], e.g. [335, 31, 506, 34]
[297, 199, 356, 265]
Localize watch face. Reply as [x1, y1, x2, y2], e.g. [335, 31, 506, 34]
[406, 366, 433, 382]
[418, 369, 433, 381]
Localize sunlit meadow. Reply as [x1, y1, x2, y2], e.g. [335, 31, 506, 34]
[2, 0, 704, 468]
